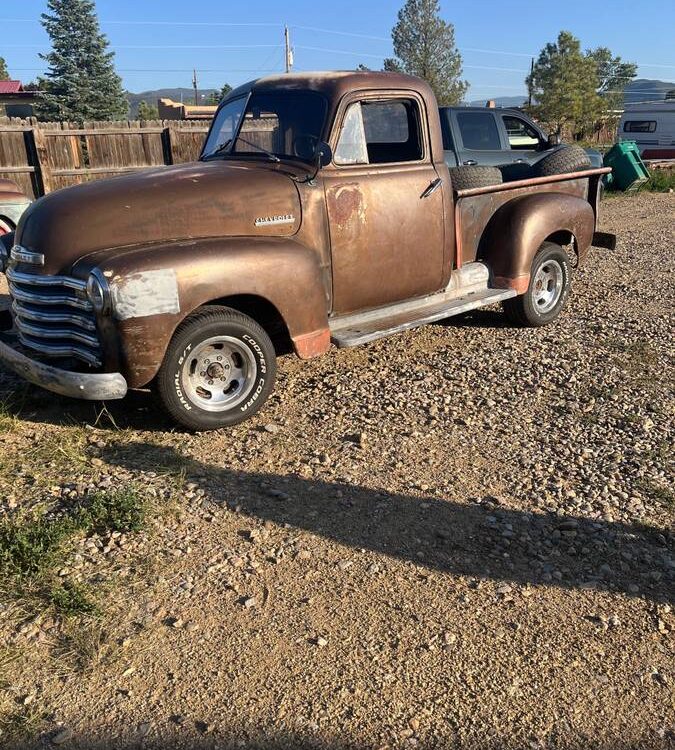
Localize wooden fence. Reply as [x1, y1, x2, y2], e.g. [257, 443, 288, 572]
[0, 117, 210, 199]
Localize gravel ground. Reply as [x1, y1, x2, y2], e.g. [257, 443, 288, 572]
[0, 192, 673, 750]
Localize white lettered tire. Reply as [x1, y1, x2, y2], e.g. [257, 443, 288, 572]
[156, 306, 277, 431]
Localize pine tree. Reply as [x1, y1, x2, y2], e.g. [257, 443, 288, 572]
[0, 57, 9, 80]
[206, 84, 233, 106]
[386, 0, 467, 105]
[526, 31, 600, 136]
[137, 100, 159, 120]
[37, 0, 128, 121]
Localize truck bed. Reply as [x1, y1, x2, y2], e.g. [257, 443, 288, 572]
[452, 167, 610, 267]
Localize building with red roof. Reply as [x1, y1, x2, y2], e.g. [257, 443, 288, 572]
[0, 81, 39, 117]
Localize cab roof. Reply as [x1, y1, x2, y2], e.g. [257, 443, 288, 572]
[225, 70, 436, 104]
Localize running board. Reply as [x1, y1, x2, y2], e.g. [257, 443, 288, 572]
[330, 287, 517, 348]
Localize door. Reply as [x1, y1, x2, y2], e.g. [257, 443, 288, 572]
[452, 110, 507, 166]
[324, 95, 446, 315]
[499, 113, 546, 166]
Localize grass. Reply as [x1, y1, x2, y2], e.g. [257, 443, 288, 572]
[636, 480, 675, 510]
[0, 487, 147, 617]
[0, 703, 42, 747]
[639, 167, 675, 193]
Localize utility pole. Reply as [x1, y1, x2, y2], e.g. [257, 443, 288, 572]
[192, 68, 198, 106]
[527, 57, 534, 109]
[284, 26, 293, 73]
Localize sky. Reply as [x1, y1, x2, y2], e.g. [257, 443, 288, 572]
[1, 0, 674, 99]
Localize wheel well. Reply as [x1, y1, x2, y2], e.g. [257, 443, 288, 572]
[544, 231, 579, 264]
[207, 294, 294, 355]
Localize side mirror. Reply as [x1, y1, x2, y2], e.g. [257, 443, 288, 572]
[547, 132, 561, 147]
[316, 141, 333, 167]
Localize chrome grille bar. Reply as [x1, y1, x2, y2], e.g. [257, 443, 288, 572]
[6, 266, 102, 367]
[11, 301, 97, 331]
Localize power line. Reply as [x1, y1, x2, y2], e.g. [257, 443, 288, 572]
[1, 17, 674, 71]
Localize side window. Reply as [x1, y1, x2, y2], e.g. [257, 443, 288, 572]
[502, 115, 541, 149]
[335, 98, 424, 165]
[623, 120, 657, 133]
[361, 99, 423, 163]
[456, 112, 501, 151]
[335, 102, 369, 165]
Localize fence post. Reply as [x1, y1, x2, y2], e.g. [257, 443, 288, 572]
[162, 126, 173, 166]
[32, 126, 53, 195]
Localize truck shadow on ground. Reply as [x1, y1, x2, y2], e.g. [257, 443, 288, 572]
[18, 732, 667, 750]
[103, 441, 673, 605]
[438, 307, 512, 329]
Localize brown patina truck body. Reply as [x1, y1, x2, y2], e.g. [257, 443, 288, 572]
[0, 72, 613, 427]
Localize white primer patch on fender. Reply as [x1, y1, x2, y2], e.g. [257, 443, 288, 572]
[111, 269, 180, 320]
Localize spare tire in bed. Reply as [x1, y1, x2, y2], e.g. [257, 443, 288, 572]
[449, 165, 503, 190]
[532, 146, 591, 177]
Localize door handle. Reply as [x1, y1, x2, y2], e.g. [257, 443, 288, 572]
[463, 159, 478, 165]
[421, 177, 443, 199]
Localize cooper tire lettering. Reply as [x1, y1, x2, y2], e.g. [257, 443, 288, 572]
[156, 306, 277, 431]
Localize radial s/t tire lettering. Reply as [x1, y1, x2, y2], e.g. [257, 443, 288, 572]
[156, 305, 277, 431]
[502, 242, 571, 327]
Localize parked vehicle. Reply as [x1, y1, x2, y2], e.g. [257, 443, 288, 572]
[439, 106, 603, 185]
[0, 179, 31, 236]
[0, 71, 614, 431]
[618, 102, 675, 160]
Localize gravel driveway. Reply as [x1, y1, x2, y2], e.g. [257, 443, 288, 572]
[0, 192, 673, 749]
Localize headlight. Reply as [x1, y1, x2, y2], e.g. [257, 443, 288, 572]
[86, 269, 111, 314]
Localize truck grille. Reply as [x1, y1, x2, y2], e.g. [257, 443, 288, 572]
[6, 267, 102, 367]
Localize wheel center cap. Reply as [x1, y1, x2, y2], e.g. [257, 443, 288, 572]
[206, 362, 225, 379]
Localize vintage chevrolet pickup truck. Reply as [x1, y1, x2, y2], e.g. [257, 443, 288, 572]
[0, 71, 615, 430]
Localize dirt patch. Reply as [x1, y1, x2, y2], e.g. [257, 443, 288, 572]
[0, 193, 673, 749]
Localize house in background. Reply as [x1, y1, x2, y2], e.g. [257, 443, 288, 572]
[157, 98, 217, 121]
[0, 81, 39, 118]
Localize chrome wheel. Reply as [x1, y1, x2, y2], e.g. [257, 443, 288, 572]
[532, 259, 564, 314]
[181, 336, 257, 413]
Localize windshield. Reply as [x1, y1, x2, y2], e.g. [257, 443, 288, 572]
[202, 90, 328, 162]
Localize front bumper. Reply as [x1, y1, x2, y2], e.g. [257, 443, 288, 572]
[0, 335, 127, 400]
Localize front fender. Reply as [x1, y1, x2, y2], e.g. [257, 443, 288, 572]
[479, 192, 595, 293]
[77, 237, 329, 388]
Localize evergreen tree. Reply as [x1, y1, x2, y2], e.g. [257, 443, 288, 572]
[587, 47, 637, 103]
[206, 84, 233, 106]
[137, 100, 159, 120]
[386, 0, 467, 105]
[526, 31, 599, 136]
[0, 57, 9, 80]
[37, 0, 128, 121]
[585, 47, 637, 137]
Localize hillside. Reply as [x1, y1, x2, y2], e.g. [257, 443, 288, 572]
[467, 78, 674, 109]
[624, 78, 674, 104]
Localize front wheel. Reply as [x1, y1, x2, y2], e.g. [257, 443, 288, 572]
[156, 306, 277, 431]
[502, 242, 571, 327]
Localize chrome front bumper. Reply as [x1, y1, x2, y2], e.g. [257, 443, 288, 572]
[0, 336, 127, 400]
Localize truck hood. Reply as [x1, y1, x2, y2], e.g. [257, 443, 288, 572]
[14, 160, 302, 275]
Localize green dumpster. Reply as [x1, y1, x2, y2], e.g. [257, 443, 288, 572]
[603, 140, 650, 192]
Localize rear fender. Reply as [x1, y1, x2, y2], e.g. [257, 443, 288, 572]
[478, 192, 595, 293]
[78, 237, 330, 388]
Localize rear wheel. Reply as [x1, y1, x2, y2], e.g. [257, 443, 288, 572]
[156, 306, 276, 431]
[502, 242, 571, 327]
